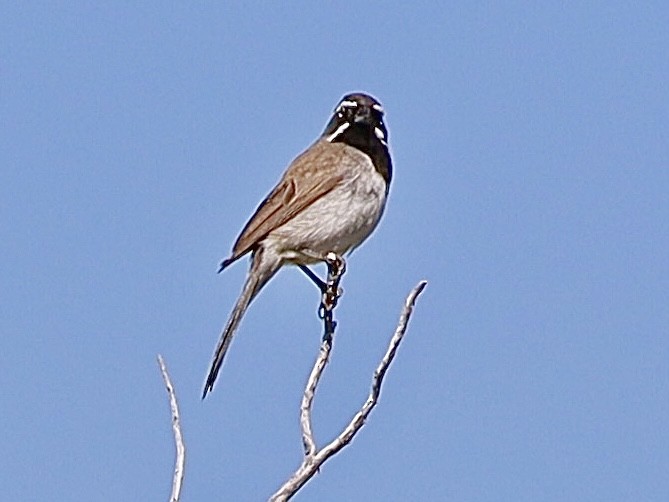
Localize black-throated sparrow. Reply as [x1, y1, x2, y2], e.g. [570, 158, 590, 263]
[202, 92, 392, 398]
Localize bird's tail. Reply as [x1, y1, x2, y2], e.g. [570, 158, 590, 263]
[202, 249, 280, 399]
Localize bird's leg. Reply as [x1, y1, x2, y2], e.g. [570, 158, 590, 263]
[320, 252, 346, 340]
[297, 250, 345, 307]
[297, 250, 346, 339]
[298, 265, 328, 292]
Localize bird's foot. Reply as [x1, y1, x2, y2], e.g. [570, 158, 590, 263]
[319, 253, 346, 338]
[319, 253, 345, 313]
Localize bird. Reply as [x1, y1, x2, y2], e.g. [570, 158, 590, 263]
[202, 92, 393, 398]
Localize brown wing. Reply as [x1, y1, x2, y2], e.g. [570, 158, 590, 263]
[220, 141, 348, 269]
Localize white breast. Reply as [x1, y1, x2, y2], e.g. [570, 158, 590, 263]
[268, 145, 387, 262]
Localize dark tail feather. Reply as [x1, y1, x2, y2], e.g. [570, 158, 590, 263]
[202, 251, 279, 399]
[202, 272, 258, 399]
[218, 256, 235, 274]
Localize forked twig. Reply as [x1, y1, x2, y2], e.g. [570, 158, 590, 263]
[270, 280, 428, 501]
[157, 355, 186, 502]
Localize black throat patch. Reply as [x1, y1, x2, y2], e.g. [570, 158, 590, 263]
[330, 122, 392, 189]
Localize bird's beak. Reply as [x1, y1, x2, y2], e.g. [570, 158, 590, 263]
[354, 109, 372, 125]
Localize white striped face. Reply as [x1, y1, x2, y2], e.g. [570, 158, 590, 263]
[324, 93, 387, 145]
[319, 92, 392, 187]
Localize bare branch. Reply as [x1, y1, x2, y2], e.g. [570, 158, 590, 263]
[300, 338, 331, 457]
[270, 280, 428, 501]
[157, 354, 186, 502]
[301, 253, 345, 456]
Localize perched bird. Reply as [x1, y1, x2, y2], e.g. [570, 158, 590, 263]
[202, 92, 392, 398]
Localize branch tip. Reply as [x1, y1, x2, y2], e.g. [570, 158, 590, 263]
[270, 279, 427, 501]
[157, 354, 186, 502]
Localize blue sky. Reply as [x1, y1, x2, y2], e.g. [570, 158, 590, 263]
[2, 2, 668, 501]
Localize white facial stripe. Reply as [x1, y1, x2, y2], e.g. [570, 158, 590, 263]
[374, 127, 387, 146]
[372, 103, 384, 113]
[339, 100, 359, 108]
[326, 122, 350, 142]
[336, 100, 359, 113]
